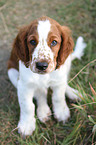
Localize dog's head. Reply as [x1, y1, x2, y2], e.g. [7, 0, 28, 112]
[13, 16, 74, 74]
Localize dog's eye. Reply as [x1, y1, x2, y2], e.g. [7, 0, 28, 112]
[51, 40, 57, 47]
[30, 40, 36, 46]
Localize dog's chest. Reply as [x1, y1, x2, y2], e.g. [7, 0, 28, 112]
[19, 61, 49, 87]
[18, 58, 71, 88]
[19, 61, 65, 88]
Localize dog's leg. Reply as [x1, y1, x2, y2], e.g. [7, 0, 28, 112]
[17, 80, 36, 136]
[52, 85, 70, 123]
[35, 88, 51, 123]
[8, 68, 19, 88]
[66, 85, 81, 101]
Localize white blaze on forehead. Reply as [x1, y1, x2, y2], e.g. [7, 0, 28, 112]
[37, 20, 51, 41]
[31, 19, 55, 72]
[32, 19, 54, 61]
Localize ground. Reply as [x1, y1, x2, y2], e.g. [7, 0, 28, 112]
[0, 0, 96, 144]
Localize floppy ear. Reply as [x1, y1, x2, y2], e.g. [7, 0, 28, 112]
[57, 26, 74, 68]
[13, 26, 29, 64]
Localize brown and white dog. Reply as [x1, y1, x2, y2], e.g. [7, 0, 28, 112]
[8, 16, 86, 136]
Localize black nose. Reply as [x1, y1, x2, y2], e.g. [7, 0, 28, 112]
[36, 62, 48, 71]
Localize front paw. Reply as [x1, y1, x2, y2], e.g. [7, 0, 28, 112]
[18, 118, 36, 136]
[37, 105, 51, 123]
[53, 105, 70, 123]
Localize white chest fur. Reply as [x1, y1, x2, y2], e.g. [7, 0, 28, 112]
[18, 55, 71, 89]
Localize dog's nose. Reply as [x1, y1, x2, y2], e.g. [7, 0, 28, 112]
[36, 62, 48, 71]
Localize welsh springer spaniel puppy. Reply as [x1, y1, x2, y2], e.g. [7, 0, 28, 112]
[8, 16, 86, 136]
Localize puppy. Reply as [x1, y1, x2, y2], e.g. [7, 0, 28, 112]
[8, 16, 86, 136]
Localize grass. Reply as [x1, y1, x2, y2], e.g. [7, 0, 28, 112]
[0, 0, 96, 144]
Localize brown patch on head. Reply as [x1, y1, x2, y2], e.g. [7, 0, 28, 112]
[8, 16, 74, 72]
[46, 17, 74, 69]
[8, 20, 39, 70]
[47, 22, 61, 69]
[57, 26, 74, 68]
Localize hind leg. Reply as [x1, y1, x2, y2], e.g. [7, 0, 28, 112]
[66, 85, 82, 101]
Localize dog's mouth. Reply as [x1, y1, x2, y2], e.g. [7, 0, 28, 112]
[30, 60, 56, 74]
[36, 70, 47, 74]
[30, 67, 48, 74]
